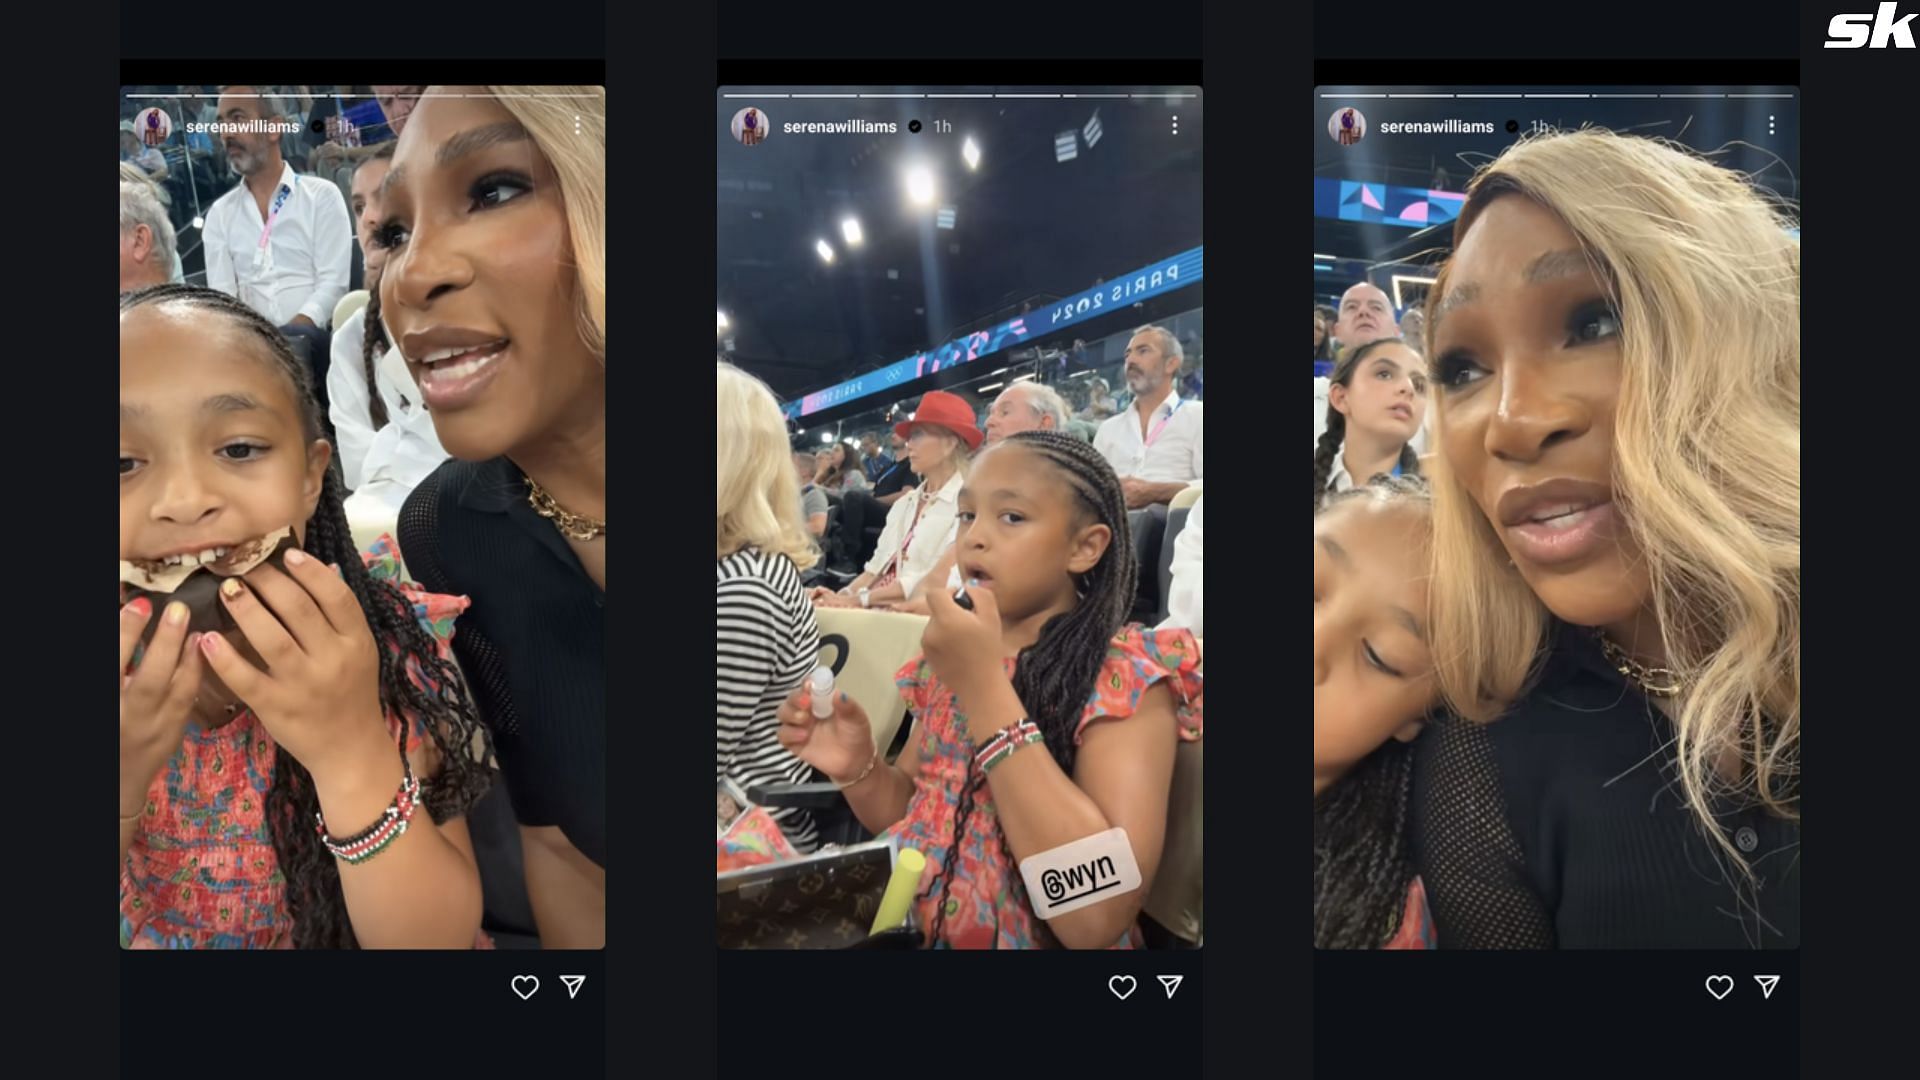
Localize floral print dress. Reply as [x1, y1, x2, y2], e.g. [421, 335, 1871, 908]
[119, 535, 487, 949]
[885, 626, 1203, 949]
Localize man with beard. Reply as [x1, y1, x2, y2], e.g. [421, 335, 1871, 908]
[1094, 324, 1204, 508]
[1093, 324, 1204, 621]
[203, 85, 353, 410]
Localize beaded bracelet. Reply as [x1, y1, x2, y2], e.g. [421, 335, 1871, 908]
[316, 753, 420, 866]
[976, 718, 1045, 774]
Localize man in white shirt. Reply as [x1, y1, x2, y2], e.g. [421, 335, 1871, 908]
[329, 145, 447, 514]
[1093, 325, 1204, 509]
[1093, 325, 1203, 621]
[204, 86, 352, 406]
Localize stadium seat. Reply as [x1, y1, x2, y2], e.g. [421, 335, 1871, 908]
[1154, 505, 1191, 626]
[750, 608, 929, 846]
[813, 606, 925, 755]
[1169, 485, 1202, 511]
[333, 289, 370, 332]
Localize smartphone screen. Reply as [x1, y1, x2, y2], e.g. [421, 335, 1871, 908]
[1311, 67, 1800, 1077]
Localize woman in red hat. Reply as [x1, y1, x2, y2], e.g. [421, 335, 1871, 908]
[812, 391, 981, 611]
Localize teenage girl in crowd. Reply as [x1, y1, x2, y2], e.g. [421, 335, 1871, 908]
[814, 442, 871, 494]
[778, 432, 1202, 948]
[1415, 129, 1799, 947]
[120, 285, 493, 948]
[1313, 478, 1436, 949]
[1313, 337, 1427, 509]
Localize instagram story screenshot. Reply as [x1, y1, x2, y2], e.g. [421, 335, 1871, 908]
[1311, 53, 1801, 1079]
[116, 34, 606, 1068]
[714, 79, 1204, 965]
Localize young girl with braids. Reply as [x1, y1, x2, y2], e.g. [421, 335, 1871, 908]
[777, 431, 1202, 948]
[1313, 477, 1437, 949]
[1313, 337, 1427, 510]
[120, 284, 493, 948]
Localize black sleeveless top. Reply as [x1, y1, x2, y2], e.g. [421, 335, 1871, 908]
[1410, 620, 1798, 948]
[399, 457, 606, 868]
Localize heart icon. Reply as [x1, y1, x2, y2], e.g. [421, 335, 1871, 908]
[512, 975, 540, 1001]
[1109, 975, 1136, 1001]
[1704, 975, 1733, 1000]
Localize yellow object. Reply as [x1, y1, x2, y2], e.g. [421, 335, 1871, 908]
[870, 847, 927, 935]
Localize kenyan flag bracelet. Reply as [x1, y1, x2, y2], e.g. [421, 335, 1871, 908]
[316, 751, 421, 865]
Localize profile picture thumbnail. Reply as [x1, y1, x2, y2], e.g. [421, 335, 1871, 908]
[731, 106, 770, 146]
[135, 107, 173, 148]
[1328, 107, 1367, 147]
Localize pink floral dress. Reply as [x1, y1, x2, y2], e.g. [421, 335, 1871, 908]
[886, 626, 1203, 949]
[119, 535, 490, 949]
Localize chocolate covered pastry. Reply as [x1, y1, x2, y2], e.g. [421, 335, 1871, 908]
[119, 527, 301, 646]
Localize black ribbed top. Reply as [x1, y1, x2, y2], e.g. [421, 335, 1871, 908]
[1410, 620, 1798, 949]
[399, 457, 606, 868]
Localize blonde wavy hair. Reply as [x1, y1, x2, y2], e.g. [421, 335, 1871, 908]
[1424, 129, 1800, 876]
[718, 361, 818, 570]
[488, 86, 605, 362]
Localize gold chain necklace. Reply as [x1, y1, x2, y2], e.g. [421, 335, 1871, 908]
[1594, 631, 1684, 697]
[526, 475, 606, 541]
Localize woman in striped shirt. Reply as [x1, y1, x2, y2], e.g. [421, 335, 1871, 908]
[716, 362, 825, 851]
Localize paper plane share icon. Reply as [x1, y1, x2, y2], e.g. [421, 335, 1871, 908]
[560, 975, 586, 1000]
[1754, 975, 1779, 999]
[1157, 975, 1184, 999]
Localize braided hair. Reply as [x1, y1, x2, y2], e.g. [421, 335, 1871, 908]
[120, 284, 494, 949]
[923, 430, 1136, 947]
[1312, 476, 1431, 948]
[1313, 337, 1422, 511]
[358, 142, 398, 430]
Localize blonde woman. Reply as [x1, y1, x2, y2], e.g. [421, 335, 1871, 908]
[811, 390, 980, 611]
[389, 86, 608, 947]
[1413, 130, 1798, 948]
[717, 362, 826, 851]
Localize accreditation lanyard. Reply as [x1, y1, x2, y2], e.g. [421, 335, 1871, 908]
[253, 181, 294, 272]
[1144, 397, 1186, 448]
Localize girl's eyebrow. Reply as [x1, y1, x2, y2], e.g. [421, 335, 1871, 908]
[203, 393, 263, 414]
[120, 393, 262, 418]
[1389, 606, 1424, 639]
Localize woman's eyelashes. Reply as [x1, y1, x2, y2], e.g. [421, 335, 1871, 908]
[472, 172, 532, 210]
[1433, 351, 1486, 391]
[372, 218, 407, 250]
[1568, 300, 1622, 344]
[368, 172, 534, 251]
[1431, 299, 1622, 391]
